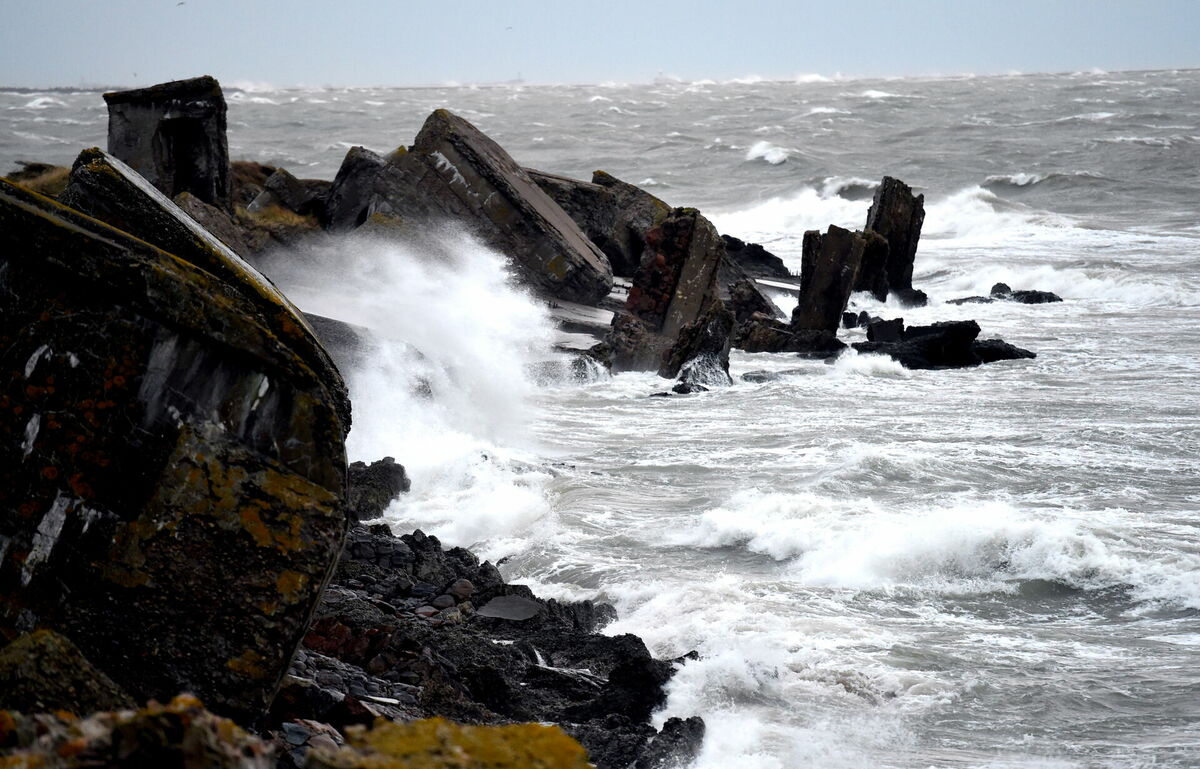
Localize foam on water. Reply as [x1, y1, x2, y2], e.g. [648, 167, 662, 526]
[745, 140, 790, 165]
[260, 230, 558, 558]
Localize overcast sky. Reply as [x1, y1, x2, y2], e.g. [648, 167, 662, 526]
[2, 0, 1197, 88]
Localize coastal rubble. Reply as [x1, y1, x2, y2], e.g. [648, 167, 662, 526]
[0, 178, 350, 722]
[104, 75, 232, 211]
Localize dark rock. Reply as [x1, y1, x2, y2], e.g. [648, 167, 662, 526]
[57, 147, 351, 432]
[336, 111, 614, 304]
[973, 338, 1037, 362]
[302, 312, 371, 376]
[432, 594, 457, 610]
[793, 225, 867, 333]
[347, 457, 411, 523]
[991, 282, 1064, 304]
[946, 295, 994, 305]
[250, 167, 330, 218]
[722, 234, 792, 280]
[853, 320, 982, 369]
[727, 277, 781, 325]
[529, 168, 672, 279]
[269, 675, 346, 725]
[566, 715, 657, 769]
[671, 381, 709, 394]
[174, 190, 263, 256]
[0, 694, 273, 769]
[602, 208, 726, 373]
[866, 318, 905, 343]
[103, 75, 231, 211]
[477, 595, 544, 621]
[841, 311, 860, 329]
[734, 313, 845, 356]
[448, 578, 475, 601]
[0, 179, 349, 723]
[893, 287, 929, 307]
[854, 177, 925, 303]
[321, 146, 389, 231]
[660, 304, 734, 387]
[636, 716, 707, 769]
[0, 630, 134, 714]
[231, 160, 277, 208]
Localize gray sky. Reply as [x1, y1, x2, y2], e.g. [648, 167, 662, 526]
[2, 0, 1197, 88]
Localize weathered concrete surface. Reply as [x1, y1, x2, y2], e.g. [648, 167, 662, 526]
[0, 180, 349, 722]
[603, 208, 725, 372]
[336, 110, 613, 304]
[58, 147, 350, 433]
[104, 75, 231, 211]
[855, 176, 926, 305]
[793, 225, 866, 333]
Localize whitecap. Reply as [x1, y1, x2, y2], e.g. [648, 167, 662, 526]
[745, 141, 789, 165]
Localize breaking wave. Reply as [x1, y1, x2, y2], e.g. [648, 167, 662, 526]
[745, 141, 790, 165]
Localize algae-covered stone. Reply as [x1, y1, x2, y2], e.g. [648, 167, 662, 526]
[104, 75, 232, 211]
[305, 717, 591, 769]
[59, 147, 350, 433]
[0, 694, 273, 769]
[0, 180, 349, 722]
[0, 630, 133, 714]
[339, 110, 613, 304]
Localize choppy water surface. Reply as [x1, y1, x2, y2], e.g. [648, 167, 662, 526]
[5, 70, 1198, 768]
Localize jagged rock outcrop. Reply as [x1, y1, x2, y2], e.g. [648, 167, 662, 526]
[792, 225, 867, 333]
[722, 234, 793, 280]
[58, 146, 350, 431]
[734, 314, 844, 356]
[599, 208, 725, 372]
[854, 176, 927, 306]
[947, 283, 1064, 305]
[659, 304, 735, 389]
[347, 457, 411, 523]
[0, 179, 350, 722]
[853, 319, 1036, 368]
[322, 110, 613, 304]
[249, 167, 331, 219]
[103, 75, 231, 211]
[528, 168, 671, 279]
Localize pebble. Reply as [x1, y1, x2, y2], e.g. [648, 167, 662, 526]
[431, 594, 456, 610]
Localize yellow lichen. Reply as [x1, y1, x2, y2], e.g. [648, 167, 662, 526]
[225, 650, 267, 679]
[275, 570, 308, 603]
[309, 718, 591, 769]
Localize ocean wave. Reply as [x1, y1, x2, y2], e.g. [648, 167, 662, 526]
[930, 260, 1200, 307]
[257, 230, 557, 557]
[672, 492, 1200, 608]
[745, 141, 790, 165]
[818, 175, 877, 199]
[982, 170, 1111, 190]
[21, 96, 68, 109]
[805, 106, 850, 116]
[794, 73, 834, 84]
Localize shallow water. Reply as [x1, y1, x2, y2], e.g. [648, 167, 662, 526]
[5, 69, 1198, 768]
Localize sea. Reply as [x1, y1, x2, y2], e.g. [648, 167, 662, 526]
[3, 69, 1198, 768]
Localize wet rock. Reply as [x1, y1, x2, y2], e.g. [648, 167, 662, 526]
[991, 282, 1064, 304]
[57, 146, 350, 432]
[842, 310, 860, 329]
[566, 715, 657, 769]
[448, 579, 475, 601]
[946, 294, 994, 305]
[305, 717, 591, 769]
[104, 75, 232, 211]
[973, 338, 1038, 362]
[322, 146, 390, 231]
[866, 317, 905, 343]
[347, 456, 411, 523]
[529, 168, 671, 279]
[338, 110, 614, 304]
[231, 160, 277, 207]
[854, 320, 983, 369]
[734, 313, 845, 356]
[0, 630, 133, 714]
[793, 225, 867, 333]
[0, 694, 272, 769]
[174, 190, 262, 255]
[635, 716, 707, 769]
[0, 179, 349, 722]
[726, 276, 782, 326]
[602, 208, 726, 373]
[303, 312, 371, 376]
[249, 167, 330, 218]
[477, 595, 544, 621]
[660, 304, 734, 387]
[854, 176, 926, 305]
[722, 234, 792, 280]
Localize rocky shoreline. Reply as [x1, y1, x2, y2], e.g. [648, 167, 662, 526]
[1, 74, 1059, 768]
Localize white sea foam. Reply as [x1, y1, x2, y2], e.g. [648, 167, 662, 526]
[745, 141, 790, 165]
[671, 492, 1200, 608]
[22, 96, 68, 109]
[259, 231, 557, 556]
[805, 106, 850, 116]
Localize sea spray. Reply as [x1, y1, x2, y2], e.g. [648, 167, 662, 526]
[259, 229, 558, 557]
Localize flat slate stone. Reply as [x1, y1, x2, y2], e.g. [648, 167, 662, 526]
[477, 595, 543, 621]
